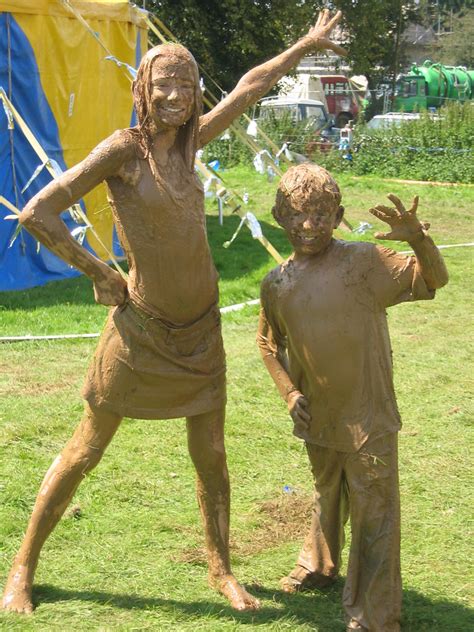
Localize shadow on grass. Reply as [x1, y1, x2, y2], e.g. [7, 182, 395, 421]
[34, 581, 345, 630]
[0, 273, 97, 311]
[33, 582, 474, 631]
[0, 216, 290, 311]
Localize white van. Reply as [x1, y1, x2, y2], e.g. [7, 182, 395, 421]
[367, 112, 440, 129]
[257, 96, 330, 131]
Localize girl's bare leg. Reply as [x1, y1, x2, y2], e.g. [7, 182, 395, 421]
[186, 407, 259, 611]
[2, 403, 122, 614]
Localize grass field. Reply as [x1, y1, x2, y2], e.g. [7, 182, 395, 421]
[0, 168, 473, 630]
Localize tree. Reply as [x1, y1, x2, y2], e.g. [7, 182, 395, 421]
[331, 1, 421, 89]
[415, 1, 474, 65]
[147, 1, 434, 98]
[148, 0, 325, 97]
[426, 4, 474, 65]
[417, 0, 472, 34]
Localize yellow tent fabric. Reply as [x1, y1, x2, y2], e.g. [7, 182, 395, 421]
[1, 0, 147, 258]
[2, 1, 146, 25]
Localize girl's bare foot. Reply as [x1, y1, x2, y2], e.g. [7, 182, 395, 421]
[210, 573, 260, 611]
[2, 562, 34, 614]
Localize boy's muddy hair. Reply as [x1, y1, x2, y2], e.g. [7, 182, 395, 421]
[273, 163, 342, 223]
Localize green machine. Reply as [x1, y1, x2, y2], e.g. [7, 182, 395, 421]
[394, 60, 474, 111]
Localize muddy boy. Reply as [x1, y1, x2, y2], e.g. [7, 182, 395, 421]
[257, 164, 448, 631]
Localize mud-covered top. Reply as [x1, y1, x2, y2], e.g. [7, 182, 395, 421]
[257, 240, 435, 452]
[105, 129, 218, 323]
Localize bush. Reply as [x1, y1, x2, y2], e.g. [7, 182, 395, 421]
[201, 121, 254, 168]
[202, 112, 319, 168]
[313, 103, 474, 183]
[202, 103, 473, 183]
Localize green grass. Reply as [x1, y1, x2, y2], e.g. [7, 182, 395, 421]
[0, 170, 473, 630]
[1, 167, 472, 337]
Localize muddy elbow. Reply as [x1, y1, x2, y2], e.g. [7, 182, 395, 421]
[428, 268, 449, 291]
[19, 200, 50, 231]
[18, 202, 35, 228]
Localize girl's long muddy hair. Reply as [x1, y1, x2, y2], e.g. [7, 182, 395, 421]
[132, 44, 202, 172]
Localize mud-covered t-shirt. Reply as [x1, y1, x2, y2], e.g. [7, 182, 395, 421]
[257, 239, 435, 452]
[103, 130, 219, 324]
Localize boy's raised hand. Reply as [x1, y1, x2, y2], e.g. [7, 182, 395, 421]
[369, 194, 430, 244]
[287, 390, 311, 434]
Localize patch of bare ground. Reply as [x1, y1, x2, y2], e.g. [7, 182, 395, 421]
[179, 492, 313, 564]
[6, 380, 75, 396]
[0, 362, 76, 396]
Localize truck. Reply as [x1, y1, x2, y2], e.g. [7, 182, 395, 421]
[274, 73, 359, 127]
[394, 60, 474, 112]
[317, 74, 360, 127]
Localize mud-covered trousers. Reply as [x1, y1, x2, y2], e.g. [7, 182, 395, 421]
[296, 433, 401, 632]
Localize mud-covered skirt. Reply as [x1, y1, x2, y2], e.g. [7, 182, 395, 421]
[82, 301, 226, 419]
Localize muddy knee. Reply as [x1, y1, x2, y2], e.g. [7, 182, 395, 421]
[61, 437, 104, 476]
[191, 446, 227, 480]
[64, 405, 121, 475]
[79, 443, 104, 474]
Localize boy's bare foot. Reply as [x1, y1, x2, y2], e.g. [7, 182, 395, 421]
[2, 562, 34, 614]
[280, 565, 336, 593]
[209, 573, 260, 611]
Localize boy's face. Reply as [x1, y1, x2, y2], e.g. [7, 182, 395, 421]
[281, 197, 343, 257]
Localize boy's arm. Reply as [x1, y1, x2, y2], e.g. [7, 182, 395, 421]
[256, 306, 311, 434]
[199, 9, 345, 146]
[369, 194, 449, 290]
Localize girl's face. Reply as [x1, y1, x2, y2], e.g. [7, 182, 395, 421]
[149, 58, 195, 130]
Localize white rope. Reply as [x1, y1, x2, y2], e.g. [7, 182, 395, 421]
[220, 298, 260, 313]
[0, 299, 262, 343]
[0, 333, 101, 342]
